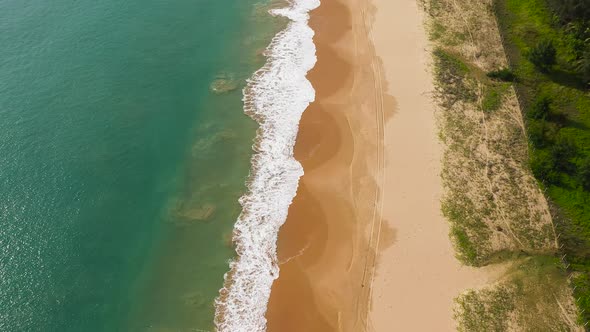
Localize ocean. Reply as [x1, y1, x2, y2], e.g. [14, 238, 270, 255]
[0, 0, 285, 330]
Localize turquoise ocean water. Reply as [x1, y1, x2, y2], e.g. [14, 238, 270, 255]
[0, 1, 281, 331]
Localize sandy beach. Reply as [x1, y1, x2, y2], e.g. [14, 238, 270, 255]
[367, 0, 498, 330]
[265, 0, 385, 329]
[266, 0, 494, 331]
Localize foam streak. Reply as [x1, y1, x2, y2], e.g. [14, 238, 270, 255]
[213, 0, 319, 331]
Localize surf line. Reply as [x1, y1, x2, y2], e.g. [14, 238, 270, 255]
[213, 0, 320, 331]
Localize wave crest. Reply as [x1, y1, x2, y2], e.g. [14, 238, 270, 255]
[213, 0, 320, 331]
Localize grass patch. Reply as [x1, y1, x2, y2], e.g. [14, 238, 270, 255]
[432, 48, 477, 108]
[451, 225, 479, 264]
[573, 273, 590, 325]
[430, 21, 447, 40]
[423, 0, 581, 327]
[482, 83, 510, 113]
[455, 285, 515, 332]
[430, 0, 557, 266]
[455, 256, 575, 331]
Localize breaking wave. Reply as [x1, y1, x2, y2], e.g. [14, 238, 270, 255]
[213, 0, 320, 331]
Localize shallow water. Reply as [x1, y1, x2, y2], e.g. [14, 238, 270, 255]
[0, 0, 279, 330]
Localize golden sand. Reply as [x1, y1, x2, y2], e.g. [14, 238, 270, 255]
[266, 0, 494, 330]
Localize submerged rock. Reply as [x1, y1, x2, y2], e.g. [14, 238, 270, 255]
[191, 130, 237, 155]
[209, 73, 238, 94]
[182, 292, 206, 307]
[179, 203, 216, 222]
[167, 201, 217, 227]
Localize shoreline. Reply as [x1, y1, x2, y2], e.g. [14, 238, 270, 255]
[213, 0, 320, 330]
[265, 0, 388, 329]
[266, 0, 497, 330]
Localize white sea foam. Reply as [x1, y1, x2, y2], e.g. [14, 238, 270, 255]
[213, 0, 319, 331]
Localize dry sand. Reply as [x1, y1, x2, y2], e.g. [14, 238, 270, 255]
[367, 0, 499, 330]
[266, 0, 497, 331]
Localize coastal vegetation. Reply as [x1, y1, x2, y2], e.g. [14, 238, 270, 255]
[423, 0, 582, 328]
[493, 0, 590, 326]
[455, 256, 575, 331]
[427, 0, 556, 265]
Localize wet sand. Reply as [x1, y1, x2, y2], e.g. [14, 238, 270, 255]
[265, 0, 386, 330]
[266, 0, 493, 331]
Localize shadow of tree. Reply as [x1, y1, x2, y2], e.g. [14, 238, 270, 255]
[546, 67, 588, 91]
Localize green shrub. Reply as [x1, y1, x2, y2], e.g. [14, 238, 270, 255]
[432, 49, 477, 107]
[530, 150, 560, 184]
[482, 88, 502, 112]
[552, 134, 577, 172]
[571, 272, 590, 325]
[451, 226, 478, 264]
[528, 95, 553, 120]
[579, 157, 590, 190]
[549, 0, 590, 23]
[578, 49, 590, 85]
[528, 40, 557, 72]
[528, 120, 549, 147]
[487, 68, 516, 81]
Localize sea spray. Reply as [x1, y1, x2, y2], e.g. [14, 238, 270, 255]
[213, 0, 319, 330]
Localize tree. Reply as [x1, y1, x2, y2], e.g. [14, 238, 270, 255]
[531, 151, 559, 184]
[579, 157, 590, 190]
[487, 68, 516, 82]
[528, 95, 553, 120]
[578, 48, 590, 85]
[551, 0, 590, 23]
[528, 120, 549, 147]
[528, 40, 557, 72]
[552, 134, 577, 172]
